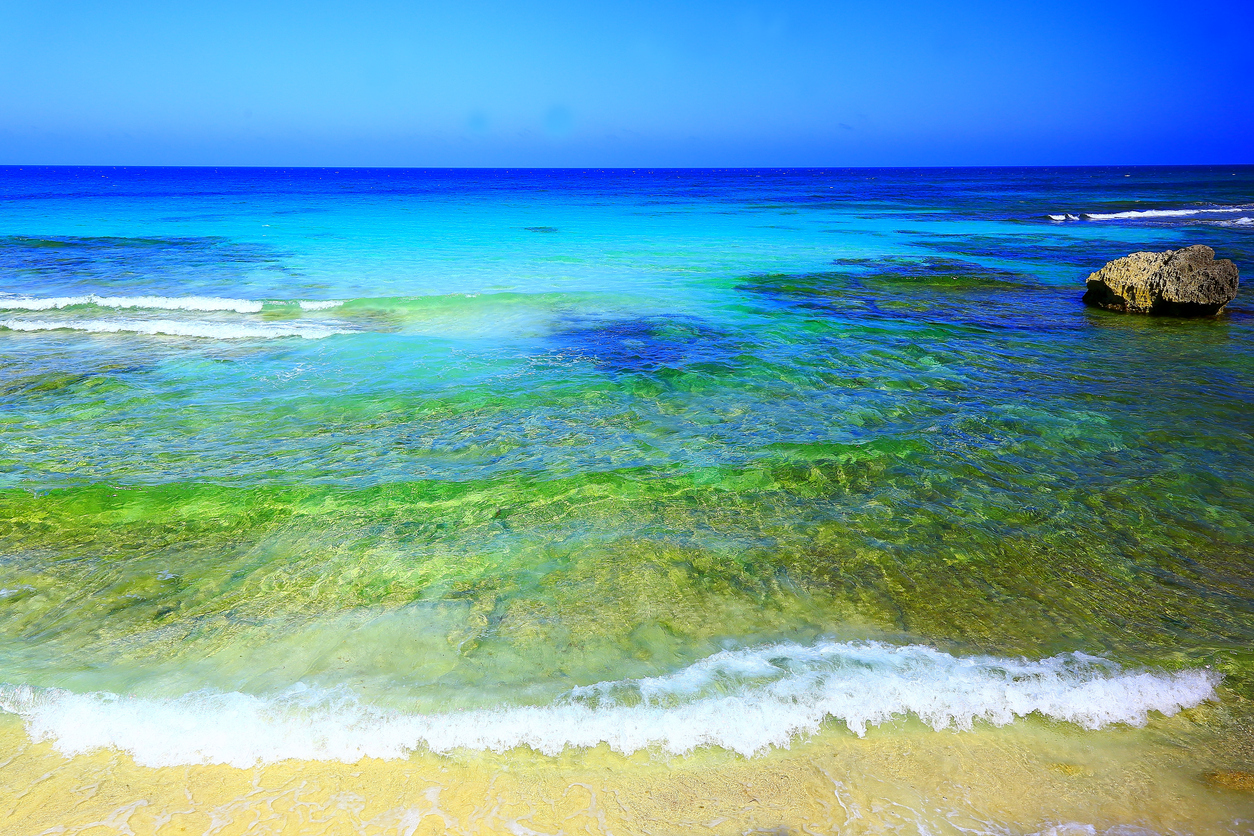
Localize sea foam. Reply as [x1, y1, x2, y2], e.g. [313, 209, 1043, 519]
[1082, 207, 1247, 220]
[0, 318, 349, 340]
[0, 642, 1218, 768]
[0, 294, 265, 314]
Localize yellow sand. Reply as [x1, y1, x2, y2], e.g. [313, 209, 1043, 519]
[3, 708, 1252, 836]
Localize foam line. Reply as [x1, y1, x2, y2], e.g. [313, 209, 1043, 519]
[0, 318, 349, 340]
[1082, 207, 1247, 220]
[0, 295, 264, 313]
[0, 642, 1218, 768]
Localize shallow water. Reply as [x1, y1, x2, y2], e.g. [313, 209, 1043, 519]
[1, 166, 1252, 834]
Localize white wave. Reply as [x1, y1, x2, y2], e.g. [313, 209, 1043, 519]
[1082, 207, 1248, 220]
[298, 300, 343, 311]
[1205, 217, 1254, 228]
[0, 642, 1217, 768]
[0, 294, 264, 314]
[1047, 214, 1080, 221]
[0, 318, 348, 340]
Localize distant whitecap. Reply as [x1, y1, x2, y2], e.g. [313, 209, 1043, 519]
[0, 294, 264, 314]
[0, 318, 350, 340]
[1083, 207, 1247, 220]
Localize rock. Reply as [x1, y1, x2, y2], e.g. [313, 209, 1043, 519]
[1203, 770, 1254, 791]
[1082, 245, 1239, 315]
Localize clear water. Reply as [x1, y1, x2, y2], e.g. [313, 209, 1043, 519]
[0, 166, 1252, 834]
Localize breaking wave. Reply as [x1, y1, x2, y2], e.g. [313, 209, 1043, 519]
[0, 641, 1218, 768]
[0, 318, 349, 340]
[1044, 205, 1252, 222]
[1083, 207, 1247, 220]
[0, 294, 265, 313]
[0, 294, 346, 314]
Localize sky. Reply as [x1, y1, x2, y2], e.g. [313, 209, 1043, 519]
[0, 0, 1250, 167]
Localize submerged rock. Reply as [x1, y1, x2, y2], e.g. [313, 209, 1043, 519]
[1082, 245, 1239, 315]
[1203, 770, 1254, 791]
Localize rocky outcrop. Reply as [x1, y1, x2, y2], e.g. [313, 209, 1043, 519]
[1082, 245, 1239, 315]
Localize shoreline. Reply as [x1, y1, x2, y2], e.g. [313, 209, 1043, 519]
[3, 706, 1251, 835]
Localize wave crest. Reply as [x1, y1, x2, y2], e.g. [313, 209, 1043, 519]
[0, 318, 349, 340]
[0, 294, 264, 313]
[0, 642, 1218, 768]
[1041, 205, 1251, 222]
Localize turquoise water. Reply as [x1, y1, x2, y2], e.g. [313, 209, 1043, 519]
[0, 167, 1252, 832]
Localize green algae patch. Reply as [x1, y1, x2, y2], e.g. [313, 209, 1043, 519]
[3, 437, 1252, 700]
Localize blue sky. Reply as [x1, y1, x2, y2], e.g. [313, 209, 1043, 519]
[1, 0, 1249, 166]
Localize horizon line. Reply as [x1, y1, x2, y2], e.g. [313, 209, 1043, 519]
[3, 163, 1253, 171]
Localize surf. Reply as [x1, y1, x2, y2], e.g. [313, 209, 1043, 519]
[0, 642, 1217, 768]
[0, 317, 351, 339]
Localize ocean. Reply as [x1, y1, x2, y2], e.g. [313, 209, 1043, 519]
[0, 166, 1251, 834]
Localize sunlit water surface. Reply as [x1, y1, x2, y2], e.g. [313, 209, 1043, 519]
[1, 167, 1252, 834]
